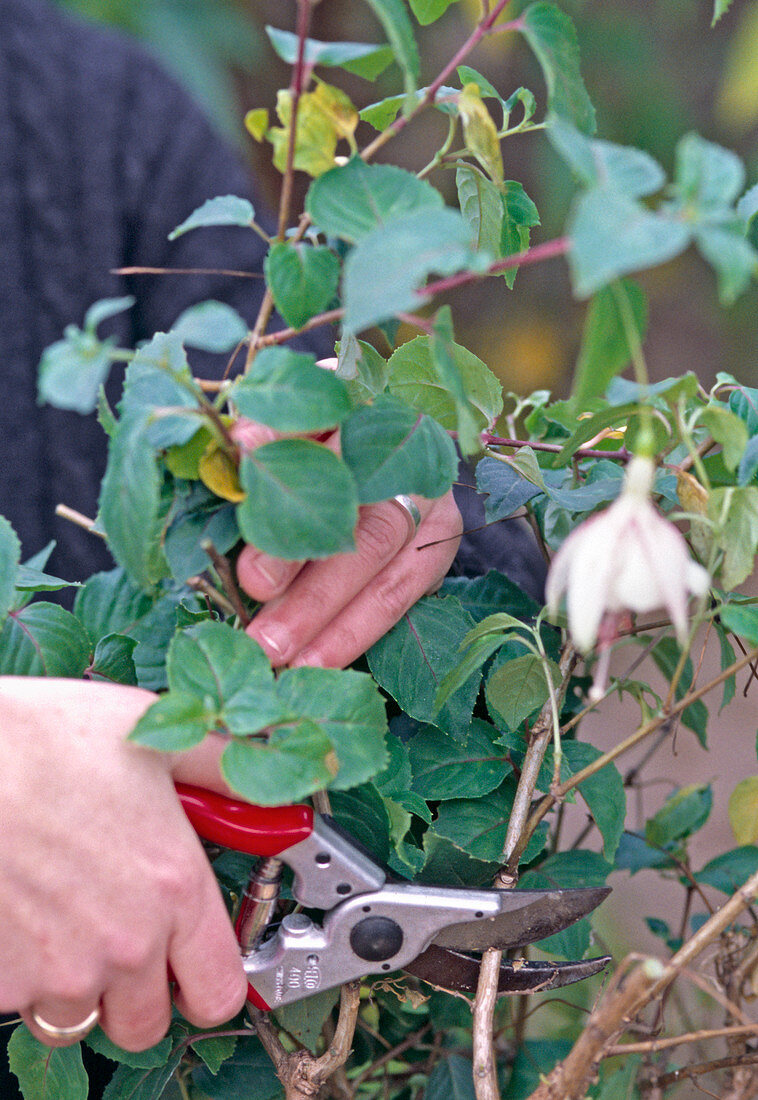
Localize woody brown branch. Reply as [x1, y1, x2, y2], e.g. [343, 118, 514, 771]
[471, 644, 577, 1100]
[527, 869, 758, 1100]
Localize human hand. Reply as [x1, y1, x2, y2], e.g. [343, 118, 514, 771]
[238, 487, 462, 668]
[0, 678, 246, 1051]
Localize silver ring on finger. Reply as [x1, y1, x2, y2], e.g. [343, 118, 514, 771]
[388, 495, 422, 549]
[31, 1005, 100, 1042]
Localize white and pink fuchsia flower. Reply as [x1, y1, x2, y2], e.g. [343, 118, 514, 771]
[545, 456, 710, 669]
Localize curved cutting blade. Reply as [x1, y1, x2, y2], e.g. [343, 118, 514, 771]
[404, 943, 611, 995]
[431, 886, 610, 952]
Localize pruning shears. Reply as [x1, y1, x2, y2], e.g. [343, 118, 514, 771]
[177, 784, 610, 1011]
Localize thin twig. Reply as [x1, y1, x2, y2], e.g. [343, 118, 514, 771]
[606, 1024, 758, 1057]
[201, 540, 251, 627]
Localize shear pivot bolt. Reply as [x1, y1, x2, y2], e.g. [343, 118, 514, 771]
[350, 916, 403, 962]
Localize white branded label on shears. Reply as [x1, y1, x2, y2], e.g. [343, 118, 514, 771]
[274, 957, 322, 1003]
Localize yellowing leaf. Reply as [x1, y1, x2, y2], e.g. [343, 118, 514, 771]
[165, 427, 214, 480]
[244, 107, 269, 142]
[458, 83, 504, 188]
[269, 84, 358, 178]
[729, 776, 758, 844]
[312, 79, 359, 145]
[199, 443, 245, 502]
[677, 469, 711, 560]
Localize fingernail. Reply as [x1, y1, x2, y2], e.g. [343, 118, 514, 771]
[256, 626, 290, 663]
[254, 558, 289, 589]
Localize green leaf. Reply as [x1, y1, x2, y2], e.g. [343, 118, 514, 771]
[729, 383, 758, 434]
[713, 0, 735, 24]
[387, 334, 503, 437]
[561, 741, 625, 862]
[38, 329, 116, 414]
[168, 194, 256, 238]
[520, 849, 612, 889]
[98, 413, 166, 587]
[231, 348, 351, 433]
[265, 27, 393, 79]
[674, 131, 745, 209]
[275, 667, 389, 790]
[264, 242, 340, 329]
[171, 300, 248, 353]
[431, 783, 517, 861]
[164, 489, 239, 585]
[190, 1033, 237, 1075]
[340, 395, 458, 502]
[0, 515, 20, 622]
[363, 0, 420, 99]
[89, 633, 138, 685]
[456, 163, 505, 257]
[486, 653, 561, 731]
[330, 784, 392, 864]
[103, 1045, 185, 1100]
[645, 784, 713, 848]
[408, 720, 511, 800]
[518, 3, 595, 134]
[739, 435, 758, 485]
[700, 405, 750, 471]
[418, 831, 500, 887]
[0, 604, 91, 677]
[709, 486, 758, 589]
[367, 595, 480, 739]
[8, 1027, 88, 1100]
[650, 637, 709, 745]
[568, 185, 691, 298]
[85, 1028, 172, 1069]
[695, 221, 758, 305]
[74, 567, 155, 647]
[119, 332, 199, 448]
[192, 1038, 283, 1100]
[83, 295, 136, 333]
[474, 457, 543, 520]
[274, 990, 340, 1055]
[500, 180, 541, 288]
[343, 207, 486, 334]
[130, 692, 214, 751]
[572, 280, 648, 410]
[548, 117, 665, 197]
[221, 722, 337, 805]
[430, 306, 486, 455]
[238, 440, 358, 559]
[442, 569, 541, 624]
[696, 845, 758, 893]
[719, 601, 758, 645]
[426, 1054, 476, 1100]
[166, 621, 279, 735]
[410, 0, 463, 25]
[507, 1040, 573, 1100]
[306, 157, 444, 243]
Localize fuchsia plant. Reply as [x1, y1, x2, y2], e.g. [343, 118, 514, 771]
[10, 1, 758, 1098]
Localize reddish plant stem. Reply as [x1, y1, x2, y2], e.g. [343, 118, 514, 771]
[421, 237, 571, 299]
[482, 435, 631, 462]
[277, 0, 314, 242]
[361, 2, 519, 160]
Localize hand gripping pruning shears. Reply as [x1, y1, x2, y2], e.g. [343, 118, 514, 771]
[177, 784, 610, 1011]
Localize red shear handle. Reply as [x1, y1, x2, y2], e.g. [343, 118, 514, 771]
[176, 783, 313, 857]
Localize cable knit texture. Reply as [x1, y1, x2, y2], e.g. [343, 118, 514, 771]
[0, 0, 269, 580]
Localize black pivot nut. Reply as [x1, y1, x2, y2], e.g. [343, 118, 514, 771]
[349, 916, 404, 962]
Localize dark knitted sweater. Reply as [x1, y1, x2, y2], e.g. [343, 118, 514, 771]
[0, 0, 271, 580]
[0, 0, 546, 600]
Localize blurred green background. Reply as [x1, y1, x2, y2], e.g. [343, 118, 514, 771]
[54, 0, 758, 393]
